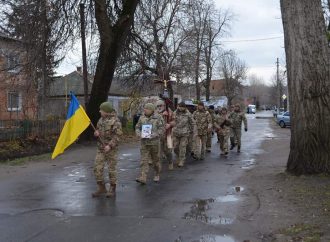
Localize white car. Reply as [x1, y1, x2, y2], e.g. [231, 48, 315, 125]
[247, 104, 256, 114]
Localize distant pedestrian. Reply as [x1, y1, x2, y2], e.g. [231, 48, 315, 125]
[228, 104, 247, 153]
[172, 102, 195, 168]
[192, 101, 212, 160]
[135, 103, 165, 184]
[92, 102, 122, 198]
[213, 107, 231, 155]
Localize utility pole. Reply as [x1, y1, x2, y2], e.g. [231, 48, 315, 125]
[80, 3, 89, 107]
[276, 58, 281, 114]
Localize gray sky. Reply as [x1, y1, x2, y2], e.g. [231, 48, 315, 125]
[215, 0, 285, 84]
[57, 0, 285, 85]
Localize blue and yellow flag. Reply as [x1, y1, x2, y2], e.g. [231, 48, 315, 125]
[52, 93, 91, 159]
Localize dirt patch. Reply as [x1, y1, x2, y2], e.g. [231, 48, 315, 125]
[234, 122, 330, 241]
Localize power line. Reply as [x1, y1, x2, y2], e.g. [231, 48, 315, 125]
[222, 36, 283, 43]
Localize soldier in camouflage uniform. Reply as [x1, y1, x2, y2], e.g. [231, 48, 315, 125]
[213, 107, 231, 155]
[229, 104, 236, 150]
[192, 101, 212, 160]
[206, 105, 216, 152]
[92, 102, 122, 198]
[155, 99, 174, 170]
[172, 102, 195, 168]
[135, 103, 165, 184]
[228, 104, 248, 153]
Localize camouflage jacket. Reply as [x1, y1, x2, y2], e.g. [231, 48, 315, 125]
[208, 109, 217, 123]
[172, 109, 195, 137]
[228, 111, 247, 129]
[96, 115, 122, 150]
[135, 112, 165, 145]
[213, 114, 231, 135]
[193, 109, 212, 135]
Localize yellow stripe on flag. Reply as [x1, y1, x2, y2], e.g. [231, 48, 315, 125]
[52, 104, 90, 159]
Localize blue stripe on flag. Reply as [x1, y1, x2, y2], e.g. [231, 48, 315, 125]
[67, 94, 80, 120]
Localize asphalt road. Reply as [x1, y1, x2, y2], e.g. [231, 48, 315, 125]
[0, 111, 275, 242]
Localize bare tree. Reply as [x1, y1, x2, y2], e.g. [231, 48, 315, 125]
[185, 0, 210, 100]
[218, 50, 247, 105]
[203, 7, 232, 101]
[118, 0, 187, 101]
[280, 0, 330, 174]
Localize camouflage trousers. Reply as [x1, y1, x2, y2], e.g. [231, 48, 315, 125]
[232, 128, 242, 147]
[218, 132, 230, 153]
[93, 148, 118, 184]
[160, 137, 173, 164]
[230, 128, 236, 145]
[173, 135, 188, 165]
[194, 134, 207, 159]
[186, 132, 194, 154]
[206, 131, 212, 150]
[140, 142, 161, 176]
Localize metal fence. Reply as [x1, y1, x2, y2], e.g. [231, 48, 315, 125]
[0, 119, 65, 141]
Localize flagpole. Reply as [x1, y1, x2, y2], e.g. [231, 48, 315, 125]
[89, 122, 106, 147]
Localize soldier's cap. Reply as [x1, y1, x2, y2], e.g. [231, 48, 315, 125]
[100, 102, 114, 113]
[197, 101, 204, 106]
[208, 105, 214, 110]
[178, 101, 186, 107]
[144, 103, 155, 111]
[156, 99, 165, 107]
[235, 103, 241, 108]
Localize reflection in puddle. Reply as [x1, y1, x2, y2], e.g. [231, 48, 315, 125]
[193, 234, 235, 242]
[232, 186, 244, 192]
[241, 159, 256, 169]
[122, 153, 132, 157]
[215, 195, 239, 202]
[183, 199, 235, 225]
[119, 168, 128, 172]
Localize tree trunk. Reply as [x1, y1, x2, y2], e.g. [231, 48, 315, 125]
[280, 0, 330, 174]
[86, 0, 139, 131]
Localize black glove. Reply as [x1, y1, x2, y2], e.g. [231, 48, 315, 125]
[244, 128, 248, 132]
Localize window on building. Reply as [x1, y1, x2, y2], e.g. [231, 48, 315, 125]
[7, 91, 22, 111]
[7, 53, 20, 73]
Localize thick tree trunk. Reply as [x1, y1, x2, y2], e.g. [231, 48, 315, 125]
[280, 0, 330, 174]
[86, 0, 139, 130]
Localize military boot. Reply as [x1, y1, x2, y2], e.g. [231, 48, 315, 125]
[237, 145, 241, 153]
[106, 184, 116, 197]
[92, 181, 107, 198]
[230, 144, 235, 150]
[136, 173, 147, 185]
[177, 160, 184, 167]
[168, 162, 174, 170]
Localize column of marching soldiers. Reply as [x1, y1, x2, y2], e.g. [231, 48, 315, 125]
[91, 100, 248, 198]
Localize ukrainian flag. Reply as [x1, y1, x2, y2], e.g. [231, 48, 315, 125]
[52, 93, 91, 159]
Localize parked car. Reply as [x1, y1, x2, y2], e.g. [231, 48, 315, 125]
[272, 108, 284, 117]
[277, 111, 290, 128]
[247, 104, 256, 114]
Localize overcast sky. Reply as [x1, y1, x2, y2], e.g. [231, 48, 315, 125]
[57, 0, 285, 86]
[214, 0, 285, 85]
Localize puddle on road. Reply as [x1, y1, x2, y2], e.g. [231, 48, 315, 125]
[75, 176, 86, 182]
[264, 131, 277, 139]
[231, 186, 244, 193]
[215, 195, 239, 203]
[240, 159, 256, 169]
[121, 153, 132, 157]
[192, 234, 235, 242]
[183, 199, 235, 225]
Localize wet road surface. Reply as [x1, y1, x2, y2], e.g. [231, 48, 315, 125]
[0, 111, 274, 242]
